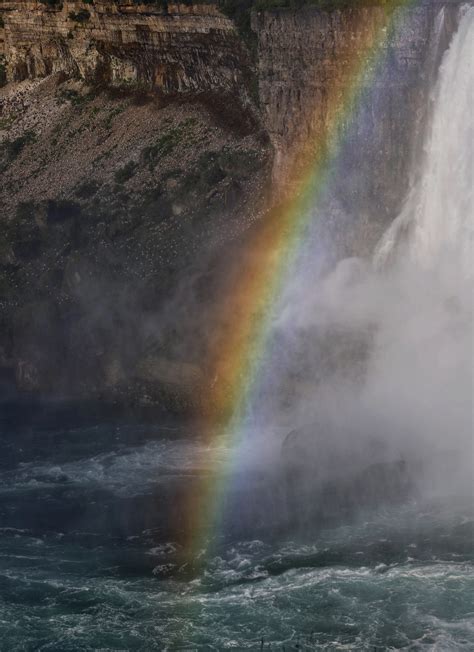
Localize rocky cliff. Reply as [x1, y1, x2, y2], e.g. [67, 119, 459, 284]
[0, 0, 465, 409]
[254, 2, 462, 252]
[0, 2, 271, 409]
[1, 2, 252, 100]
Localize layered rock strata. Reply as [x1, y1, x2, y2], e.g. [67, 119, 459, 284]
[1, 1, 252, 101]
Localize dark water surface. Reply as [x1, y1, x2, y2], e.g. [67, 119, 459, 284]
[0, 398, 472, 650]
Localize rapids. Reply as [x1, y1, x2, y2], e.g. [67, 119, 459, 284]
[0, 407, 473, 650]
[0, 5, 473, 651]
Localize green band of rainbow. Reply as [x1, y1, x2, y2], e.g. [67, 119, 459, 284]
[182, 0, 422, 561]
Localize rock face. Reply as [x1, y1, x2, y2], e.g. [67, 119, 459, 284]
[0, 1, 466, 408]
[253, 2, 462, 250]
[1, 2, 252, 101]
[0, 6, 270, 409]
[0, 76, 270, 408]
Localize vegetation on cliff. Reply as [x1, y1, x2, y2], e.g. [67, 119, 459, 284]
[0, 0, 447, 408]
[0, 75, 270, 404]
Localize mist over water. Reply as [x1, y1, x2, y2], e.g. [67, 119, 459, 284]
[0, 7, 473, 651]
[238, 5, 474, 511]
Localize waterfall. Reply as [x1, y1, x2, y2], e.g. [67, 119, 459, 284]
[374, 6, 474, 278]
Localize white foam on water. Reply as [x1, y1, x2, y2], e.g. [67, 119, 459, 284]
[0, 439, 233, 496]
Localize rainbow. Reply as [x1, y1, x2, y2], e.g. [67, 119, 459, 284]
[181, 0, 419, 561]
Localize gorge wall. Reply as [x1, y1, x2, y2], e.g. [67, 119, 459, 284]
[0, 1, 466, 407]
[1, 1, 252, 102]
[254, 2, 462, 251]
[0, 2, 269, 407]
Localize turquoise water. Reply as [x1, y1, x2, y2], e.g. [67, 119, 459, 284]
[0, 403, 472, 650]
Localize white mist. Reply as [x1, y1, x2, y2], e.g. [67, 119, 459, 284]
[262, 6, 474, 503]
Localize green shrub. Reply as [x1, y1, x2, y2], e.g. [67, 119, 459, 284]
[141, 121, 196, 170]
[7, 202, 42, 261]
[57, 88, 80, 105]
[114, 161, 137, 184]
[141, 133, 177, 170]
[68, 9, 90, 22]
[75, 180, 100, 199]
[15, 201, 36, 222]
[57, 87, 96, 107]
[0, 55, 6, 89]
[104, 106, 125, 129]
[0, 271, 14, 298]
[218, 148, 261, 177]
[3, 130, 36, 161]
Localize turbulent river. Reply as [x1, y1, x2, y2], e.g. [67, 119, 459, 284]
[1, 5, 473, 651]
[0, 406, 473, 651]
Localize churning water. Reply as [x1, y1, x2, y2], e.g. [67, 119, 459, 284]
[0, 409, 473, 651]
[1, 7, 473, 651]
